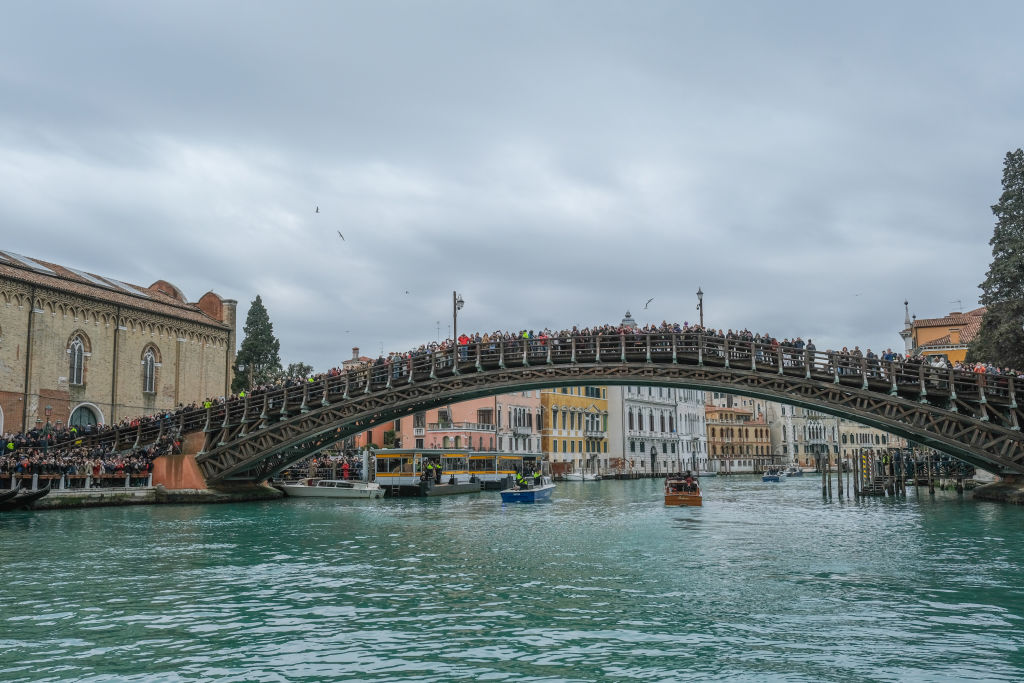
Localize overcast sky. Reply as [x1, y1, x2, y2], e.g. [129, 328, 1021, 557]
[2, 1, 1021, 370]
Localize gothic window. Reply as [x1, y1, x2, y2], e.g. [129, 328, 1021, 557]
[142, 348, 156, 393]
[628, 410, 634, 430]
[69, 336, 85, 385]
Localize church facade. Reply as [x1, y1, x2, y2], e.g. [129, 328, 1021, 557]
[0, 249, 236, 434]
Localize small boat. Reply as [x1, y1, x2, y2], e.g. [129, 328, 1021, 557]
[762, 467, 784, 483]
[0, 484, 51, 512]
[563, 472, 601, 481]
[785, 465, 804, 478]
[697, 470, 717, 478]
[0, 486, 22, 504]
[500, 477, 555, 504]
[277, 478, 384, 499]
[664, 476, 702, 506]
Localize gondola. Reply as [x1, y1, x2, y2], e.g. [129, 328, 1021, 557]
[0, 484, 51, 512]
[0, 486, 22, 504]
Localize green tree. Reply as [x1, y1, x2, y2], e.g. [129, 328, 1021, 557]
[232, 295, 282, 392]
[968, 149, 1024, 368]
[284, 362, 314, 380]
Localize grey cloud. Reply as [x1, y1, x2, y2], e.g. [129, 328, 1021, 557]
[0, 1, 1021, 371]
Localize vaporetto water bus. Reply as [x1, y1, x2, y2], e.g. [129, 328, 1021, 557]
[372, 449, 545, 496]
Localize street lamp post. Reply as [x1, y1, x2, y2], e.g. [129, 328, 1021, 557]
[453, 291, 464, 343]
[696, 287, 704, 328]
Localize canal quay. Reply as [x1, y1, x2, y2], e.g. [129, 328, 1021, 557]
[2, 476, 1023, 682]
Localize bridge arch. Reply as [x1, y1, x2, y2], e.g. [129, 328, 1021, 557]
[65, 333, 1024, 485]
[194, 336, 1024, 484]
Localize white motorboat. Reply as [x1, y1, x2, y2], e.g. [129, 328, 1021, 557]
[278, 478, 384, 499]
[563, 472, 601, 481]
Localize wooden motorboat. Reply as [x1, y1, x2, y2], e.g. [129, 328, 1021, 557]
[665, 477, 702, 506]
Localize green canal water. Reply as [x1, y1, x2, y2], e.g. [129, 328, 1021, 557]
[2, 476, 1024, 682]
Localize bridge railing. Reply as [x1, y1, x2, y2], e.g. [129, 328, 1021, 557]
[52, 331, 1024, 455]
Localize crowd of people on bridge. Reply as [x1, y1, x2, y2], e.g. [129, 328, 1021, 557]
[28, 318, 1024, 463]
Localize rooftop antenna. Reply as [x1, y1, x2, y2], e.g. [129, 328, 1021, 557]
[949, 299, 963, 312]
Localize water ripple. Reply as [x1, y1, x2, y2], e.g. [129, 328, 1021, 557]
[3, 478, 1024, 681]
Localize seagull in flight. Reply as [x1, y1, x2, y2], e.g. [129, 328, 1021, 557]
[337, 230, 345, 240]
[644, 297, 654, 309]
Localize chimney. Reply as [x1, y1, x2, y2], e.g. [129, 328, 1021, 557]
[950, 329, 960, 345]
[352, 347, 359, 360]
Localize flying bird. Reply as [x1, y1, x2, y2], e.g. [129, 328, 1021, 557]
[405, 290, 410, 294]
[644, 297, 654, 309]
[315, 206, 319, 213]
[337, 230, 345, 240]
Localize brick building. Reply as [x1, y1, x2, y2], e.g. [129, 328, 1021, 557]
[0, 250, 236, 434]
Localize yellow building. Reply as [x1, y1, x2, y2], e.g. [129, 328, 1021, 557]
[541, 385, 608, 475]
[705, 403, 773, 474]
[900, 302, 985, 364]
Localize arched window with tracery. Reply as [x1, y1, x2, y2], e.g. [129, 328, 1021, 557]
[69, 336, 85, 385]
[142, 349, 156, 393]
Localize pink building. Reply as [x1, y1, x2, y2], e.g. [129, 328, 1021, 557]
[393, 390, 543, 454]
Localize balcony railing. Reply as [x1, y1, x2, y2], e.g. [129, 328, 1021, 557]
[428, 421, 496, 432]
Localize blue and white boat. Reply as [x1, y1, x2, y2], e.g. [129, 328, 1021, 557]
[762, 467, 784, 483]
[500, 477, 555, 504]
[785, 465, 804, 478]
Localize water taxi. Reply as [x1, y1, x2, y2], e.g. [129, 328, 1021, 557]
[277, 478, 384, 499]
[785, 465, 804, 478]
[664, 476, 702, 506]
[762, 467, 784, 483]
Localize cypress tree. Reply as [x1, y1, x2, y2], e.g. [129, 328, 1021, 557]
[231, 295, 282, 392]
[968, 148, 1024, 368]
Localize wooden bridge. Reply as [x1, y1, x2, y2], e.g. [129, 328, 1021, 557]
[72, 333, 1024, 485]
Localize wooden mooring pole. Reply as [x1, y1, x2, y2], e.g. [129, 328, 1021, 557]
[821, 453, 827, 498]
[837, 454, 844, 499]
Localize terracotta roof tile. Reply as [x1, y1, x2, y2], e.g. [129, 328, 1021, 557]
[0, 251, 229, 329]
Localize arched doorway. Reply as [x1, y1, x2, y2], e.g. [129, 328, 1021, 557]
[70, 404, 103, 429]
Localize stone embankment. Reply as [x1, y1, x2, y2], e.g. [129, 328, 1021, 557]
[30, 483, 282, 511]
[972, 475, 1024, 505]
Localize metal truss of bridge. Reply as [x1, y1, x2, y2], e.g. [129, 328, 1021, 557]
[80, 333, 1024, 484]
